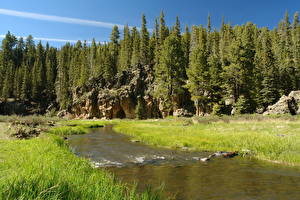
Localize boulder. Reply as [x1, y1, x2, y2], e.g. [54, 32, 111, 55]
[263, 91, 300, 115]
[173, 108, 193, 117]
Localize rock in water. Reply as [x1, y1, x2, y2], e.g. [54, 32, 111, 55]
[199, 151, 238, 162]
[200, 157, 210, 162]
[222, 151, 238, 158]
[130, 139, 140, 143]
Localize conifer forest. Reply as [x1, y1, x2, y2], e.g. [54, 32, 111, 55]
[0, 12, 300, 118]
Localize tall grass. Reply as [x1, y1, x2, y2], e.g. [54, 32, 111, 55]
[114, 116, 300, 165]
[0, 134, 162, 200]
[49, 120, 112, 136]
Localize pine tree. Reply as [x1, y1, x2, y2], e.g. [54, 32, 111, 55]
[219, 21, 232, 68]
[70, 41, 82, 85]
[159, 11, 169, 45]
[119, 25, 132, 71]
[223, 23, 256, 112]
[90, 38, 97, 76]
[254, 28, 279, 109]
[31, 41, 46, 101]
[103, 44, 114, 82]
[154, 11, 169, 71]
[154, 31, 185, 115]
[292, 12, 300, 88]
[21, 64, 31, 101]
[79, 41, 89, 86]
[45, 46, 58, 101]
[173, 16, 181, 37]
[56, 43, 72, 110]
[208, 29, 222, 104]
[0, 32, 17, 99]
[181, 26, 191, 76]
[140, 14, 150, 65]
[186, 26, 210, 115]
[276, 11, 296, 94]
[15, 37, 24, 68]
[1, 62, 13, 100]
[109, 25, 120, 76]
[131, 27, 140, 66]
[24, 35, 36, 69]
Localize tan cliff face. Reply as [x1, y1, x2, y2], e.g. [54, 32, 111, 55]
[70, 65, 162, 119]
[71, 88, 160, 119]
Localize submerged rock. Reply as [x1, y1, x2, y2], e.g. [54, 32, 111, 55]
[199, 151, 239, 162]
[130, 139, 140, 143]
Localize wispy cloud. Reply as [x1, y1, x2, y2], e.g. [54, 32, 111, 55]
[0, 34, 95, 43]
[0, 8, 129, 29]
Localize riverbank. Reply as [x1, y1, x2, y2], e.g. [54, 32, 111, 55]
[0, 117, 161, 200]
[1, 114, 300, 199]
[113, 115, 300, 166]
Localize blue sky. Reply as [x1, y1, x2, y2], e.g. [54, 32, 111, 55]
[0, 0, 299, 47]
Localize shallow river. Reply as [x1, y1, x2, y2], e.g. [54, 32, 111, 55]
[68, 125, 300, 200]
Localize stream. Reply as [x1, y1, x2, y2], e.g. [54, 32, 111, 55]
[68, 125, 300, 200]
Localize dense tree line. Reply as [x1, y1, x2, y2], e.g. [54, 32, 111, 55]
[0, 11, 299, 116]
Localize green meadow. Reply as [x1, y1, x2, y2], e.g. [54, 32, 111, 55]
[114, 115, 300, 165]
[0, 118, 161, 200]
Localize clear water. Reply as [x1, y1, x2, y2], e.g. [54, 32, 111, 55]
[68, 125, 300, 200]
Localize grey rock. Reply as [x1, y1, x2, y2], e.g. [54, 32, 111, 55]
[173, 108, 193, 117]
[263, 91, 300, 115]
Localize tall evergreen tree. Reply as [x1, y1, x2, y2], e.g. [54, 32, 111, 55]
[21, 64, 31, 101]
[109, 25, 120, 76]
[45, 46, 58, 101]
[154, 31, 185, 116]
[181, 25, 191, 75]
[31, 41, 46, 101]
[140, 14, 150, 65]
[254, 28, 279, 109]
[79, 41, 89, 86]
[56, 43, 71, 109]
[119, 25, 132, 71]
[103, 44, 114, 82]
[131, 27, 140, 66]
[186, 26, 210, 115]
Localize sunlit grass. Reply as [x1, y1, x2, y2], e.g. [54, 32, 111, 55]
[49, 120, 113, 136]
[0, 134, 162, 200]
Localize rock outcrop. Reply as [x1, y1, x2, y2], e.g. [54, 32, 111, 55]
[70, 65, 162, 119]
[263, 91, 300, 115]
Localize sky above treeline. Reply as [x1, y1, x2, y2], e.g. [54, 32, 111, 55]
[0, 0, 299, 47]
